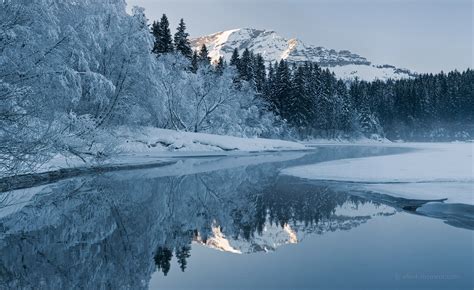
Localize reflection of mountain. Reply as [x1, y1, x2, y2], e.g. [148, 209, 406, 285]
[200, 223, 298, 254]
[0, 148, 399, 289]
[196, 177, 395, 254]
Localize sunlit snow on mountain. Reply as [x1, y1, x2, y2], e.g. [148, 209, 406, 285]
[191, 28, 416, 81]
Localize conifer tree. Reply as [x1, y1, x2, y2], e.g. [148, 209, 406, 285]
[230, 48, 240, 67]
[174, 18, 192, 58]
[176, 246, 191, 272]
[158, 14, 173, 54]
[151, 20, 161, 55]
[215, 56, 225, 75]
[198, 44, 211, 65]
[274, 60, 292, 118]
[291, 65, 312, 127]
[191, 51, 199, 73]
[264, 62, 277, 104]
[254, 54, 266, 93]
[154, 247, 173, 276]
[239, 48, 253, 82]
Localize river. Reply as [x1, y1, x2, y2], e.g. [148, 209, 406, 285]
[0, 146, 472, 289]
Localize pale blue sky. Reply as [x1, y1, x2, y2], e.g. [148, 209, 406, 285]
[127, 0, 472, 73]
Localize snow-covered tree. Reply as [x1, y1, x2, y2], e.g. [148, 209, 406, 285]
[0, 0, 167, 174]
[155, 54, 284, 137]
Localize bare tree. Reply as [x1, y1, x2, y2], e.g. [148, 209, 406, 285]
[189, 70, 236, 132]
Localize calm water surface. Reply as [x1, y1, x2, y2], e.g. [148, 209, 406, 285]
[0, 146, 472, 289]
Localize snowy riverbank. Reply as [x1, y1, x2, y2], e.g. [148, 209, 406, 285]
[1, 128, 307, 180]
[115, 127, 306, 153]
[281, 142, 473, 205]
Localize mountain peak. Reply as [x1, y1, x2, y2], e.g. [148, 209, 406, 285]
[191, 28, 416, 81]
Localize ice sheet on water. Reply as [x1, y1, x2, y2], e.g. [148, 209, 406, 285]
[281, 143, 474, 205]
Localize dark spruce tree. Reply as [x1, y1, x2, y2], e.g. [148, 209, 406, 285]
[238, 48, 254, 83]
[253, 54, 266, 93]
[230, 48, 240, 67]
[153, 14, 173, 55]
[264, 62, 277, 104]
[334, 79, 354, 135]
[291, 64, 312, 128]
[176, 246, 191, 272]
[272, 60, 293, 120]
[215, 56, 225, 75]
[174, 18, 193, 58]
[151, 20, 161, 55]
[154, 246, 173, 276]
[191, 51, 199, 73]
[198, 44, 211, 65]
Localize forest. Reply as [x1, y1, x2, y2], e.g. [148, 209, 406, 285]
[1, 0, 472, 175]
[151, 14, 474, 141]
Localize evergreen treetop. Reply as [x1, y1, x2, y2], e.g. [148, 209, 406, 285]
[151, 20, 161, 55]
[174, 18, 192, 58]
[152, 14, 174, 56]
[215, 56, 225, 75]
[230, 48, 240, 67]
[198, 44, 211, 65]
[191, 51, 199, 73]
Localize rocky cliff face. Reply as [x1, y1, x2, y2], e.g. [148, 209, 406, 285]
[191, 28, 416, 81]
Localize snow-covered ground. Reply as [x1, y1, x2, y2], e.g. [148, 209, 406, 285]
[281, 143, 473, 205]
[329, 64, 413, 81]
[5, 128, 473, 208]
[115, 127, 305, 153]
[10, 128, 306, 177]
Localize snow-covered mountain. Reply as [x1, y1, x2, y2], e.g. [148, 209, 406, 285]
[191, 28, 416, 81]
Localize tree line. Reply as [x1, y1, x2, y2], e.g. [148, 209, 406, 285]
[152, 14, 473, 141]
[349, 70, 473, 140]
[1, 1, 471, 175]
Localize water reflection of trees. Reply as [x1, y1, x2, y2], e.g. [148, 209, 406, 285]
[154, 245, 191, 276]
[0, 157, 377, 288]
[150, 173, 372, 276]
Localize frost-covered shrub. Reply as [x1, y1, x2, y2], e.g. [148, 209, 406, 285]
[0, 0, 165, 173]
[0, 0, 286, 174]
[156, 54, 286, 138]
[355, 110, 384, 138]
